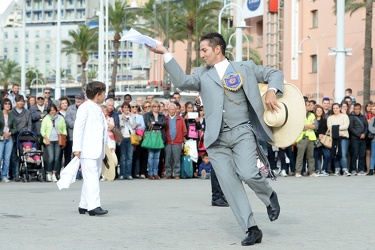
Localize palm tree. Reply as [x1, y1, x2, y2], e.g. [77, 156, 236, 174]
[173, 0, 222, 74]
[0, 59, 21, 91]
[108, 0, 138, 90]
[26, 67, 44, 91]
[334, 0, 374, 105]
[61, 25, 98, 86]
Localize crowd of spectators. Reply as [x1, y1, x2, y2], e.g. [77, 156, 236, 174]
[269, 88, 375, 177]
[1, 85, 374, 184]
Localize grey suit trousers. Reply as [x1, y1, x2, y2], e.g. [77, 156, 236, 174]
[206, 124, 273, 232]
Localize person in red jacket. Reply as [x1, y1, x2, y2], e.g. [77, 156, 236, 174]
[164, 102, 187, 179]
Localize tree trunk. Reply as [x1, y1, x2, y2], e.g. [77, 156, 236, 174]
[363, 0, 373, 106]
[185, 23, 193, 74]
[81, 61, 87, 86]
[111, 38, 120, 91]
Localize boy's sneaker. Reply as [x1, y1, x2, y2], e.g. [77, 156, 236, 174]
[201, 170, 206, 180]
[279, 169, 288, 177]
[295, 172, 302, 178]
[319, 170, 329, 177]
[357, 171, 367, 176]
[334, 170, 341, 176]
[343, 169, 351, 176]
[351, 170, 357, 176]
[140, 174, 146, 179]
[51, 174, 58, 182]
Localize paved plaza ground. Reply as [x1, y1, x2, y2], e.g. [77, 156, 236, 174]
[1, 175, 373, 250]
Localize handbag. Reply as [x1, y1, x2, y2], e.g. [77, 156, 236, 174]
[135, 128, 145, 138]
[187, 123, 198, 139]
[128, 127, 141, 146]
[58, 134, 67, 148]
[321, 130, 332, 149]
[198, 130, 206, 151]
[53, 116, 66, 148]
[112, 127, 124, 144]
[141, 125, 164, 149]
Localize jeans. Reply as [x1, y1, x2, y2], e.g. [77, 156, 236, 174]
[369, 140, 375, 170]
[284, 146, 296, 173]
[147, 149, 161, 176]
[132, 145, 141, 176]
[349, 139, 366, 172]
[334, 138, 349, 170]
[0, 138, 14, 178]
[46, 141, 62, 173]
[119, 138, 133, 177]
[9, 142, 19, 178]
[314, 146, 331, 172]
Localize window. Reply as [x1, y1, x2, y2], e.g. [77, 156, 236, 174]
[46, 44, 50, 50]
[26, 31, 29, 38]
[36, 44, 39, 50]
[35, 31, 40, 38]
[311, 55, 317, 73]
[312, 10, 318, 28]
[14, 46, 18, 53]
[46, 30, 51, 37]
[4, 32, 8, 39]
[14, 31, 18, 39]
[4, 47, 7, 53]
[46, 55, 50, 64]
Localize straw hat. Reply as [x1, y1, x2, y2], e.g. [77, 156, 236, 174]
[102, 144, 117, 181]
[260, 83, 305, 148]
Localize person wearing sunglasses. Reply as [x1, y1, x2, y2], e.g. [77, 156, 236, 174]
[0, 98, 18, 183]
[29, 93, 48, 142]
[143, 100, 166, 180]
[43, 88, 53, 107]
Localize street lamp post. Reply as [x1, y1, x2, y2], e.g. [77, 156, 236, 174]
[298, 36, 319, 100]
[227, 32, 250, 60]
[218, 2, 248, 61]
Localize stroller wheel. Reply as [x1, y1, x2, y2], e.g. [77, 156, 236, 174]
[38, 174, 44, 182]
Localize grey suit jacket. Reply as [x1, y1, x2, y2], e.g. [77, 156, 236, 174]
[165, 58, 284, 148]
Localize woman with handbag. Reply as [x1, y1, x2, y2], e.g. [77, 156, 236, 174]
[314, 105, 331, 176]
[143, 100, 166, 180]
[183, 102, 202, 177]
[40, 103, 67, 182]
[130, 101, 145, 178]
[118, 102, 136, 180]
[327, 103, 351, 176]
[0, 98, 18, 183]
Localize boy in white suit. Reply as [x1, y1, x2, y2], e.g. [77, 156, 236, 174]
[73, 81, 111, 216]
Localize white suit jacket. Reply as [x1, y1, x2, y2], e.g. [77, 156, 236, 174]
[72, 99, 109, 160]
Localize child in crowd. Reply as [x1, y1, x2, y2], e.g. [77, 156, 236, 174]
[199, 153, 212, 179]
[23, 142, 42, 164]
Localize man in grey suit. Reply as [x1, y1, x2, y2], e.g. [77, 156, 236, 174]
[147, 32, 282, 246]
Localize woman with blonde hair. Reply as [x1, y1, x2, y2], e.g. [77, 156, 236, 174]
[143, 100, 166, 180]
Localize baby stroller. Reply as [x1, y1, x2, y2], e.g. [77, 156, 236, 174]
[16, 130, 45, 182]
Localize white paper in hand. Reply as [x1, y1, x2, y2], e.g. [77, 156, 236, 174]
[119, 28, 161, 48]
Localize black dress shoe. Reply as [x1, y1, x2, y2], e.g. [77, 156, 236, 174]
[212, 198, 229, 207]
[367, 170, 373, 176]
[241, 228, 262, 246]
[78, 207, 87, 214]
[88, 207, 108, 216]
[267, 191, 280, 221]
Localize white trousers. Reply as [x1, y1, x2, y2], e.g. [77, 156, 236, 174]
[79, 158, 102, 211]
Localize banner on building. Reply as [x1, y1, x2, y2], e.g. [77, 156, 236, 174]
[242, 0, 264, 19]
